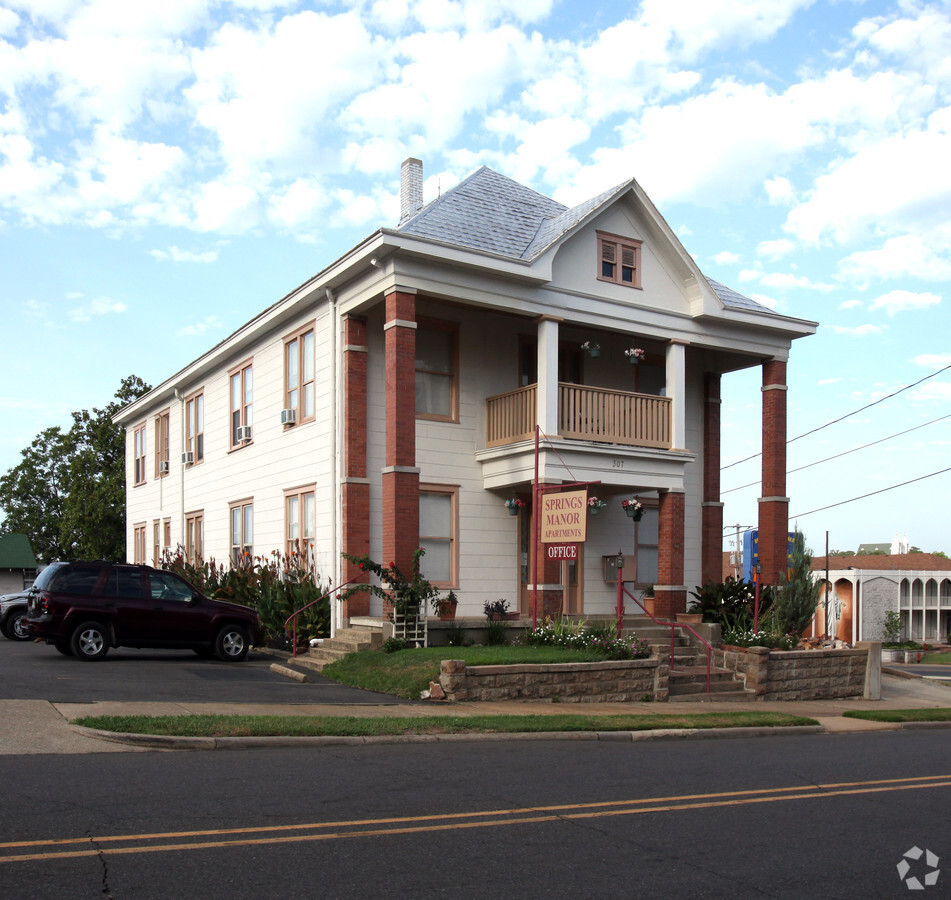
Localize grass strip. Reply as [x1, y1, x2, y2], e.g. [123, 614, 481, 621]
[843, 708, 951, 723]
[919, 652, 951, 665]
[73, 711, 817, 738]
[320, 646, 638, 700]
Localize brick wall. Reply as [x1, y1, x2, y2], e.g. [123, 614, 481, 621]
[439, 658, 669, 702]
[712, 644, 870, 700]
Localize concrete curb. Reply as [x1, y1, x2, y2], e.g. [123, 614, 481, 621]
[69, 722, 829, 751]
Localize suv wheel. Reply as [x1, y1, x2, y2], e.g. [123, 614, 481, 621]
[215, 624, 249, 662]
[71, 622, 109, 661]
[5, 610, 31, 641]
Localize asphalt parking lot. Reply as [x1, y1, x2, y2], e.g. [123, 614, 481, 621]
[0, 636, 407, 705]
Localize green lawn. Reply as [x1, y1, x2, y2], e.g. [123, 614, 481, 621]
[73, 711, 818, 738]
[320, 645, 620, 700]
[920, 651, 951, 665]
[843, 708, 951, 723]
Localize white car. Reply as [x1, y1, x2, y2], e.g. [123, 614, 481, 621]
[0, 591, 31, 641]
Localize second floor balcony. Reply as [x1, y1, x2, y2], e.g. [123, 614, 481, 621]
[486, 383, 671, 450]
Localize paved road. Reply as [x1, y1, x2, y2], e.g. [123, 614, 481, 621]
[2, 728, 950, 898]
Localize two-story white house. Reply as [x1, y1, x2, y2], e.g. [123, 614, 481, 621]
[116, 159, 816, 630]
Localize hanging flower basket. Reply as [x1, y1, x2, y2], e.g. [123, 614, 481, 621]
[505, 498, 525, 516]
[587, 497, 607, 515]
[625, 347, 646, 365]
[622, 499, 644, 521]
[581, 341, 601, 358]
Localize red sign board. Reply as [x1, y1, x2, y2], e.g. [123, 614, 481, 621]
[546, 543, 578, 561]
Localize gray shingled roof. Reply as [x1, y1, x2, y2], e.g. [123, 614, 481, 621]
[706, 278, 773, 313]
[399, 166, 765, 311]
[398, 167, 567, 258]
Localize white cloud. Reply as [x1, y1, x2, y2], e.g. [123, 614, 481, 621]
[868, 289, 941, 316]
[758, 271, 834, 291]
[913, 353, 951, 368]
[193, 180, 261, 233]
[784, 118, 951, 246]
[764, 176, 794, 205]
[0, 7, 19, 35]
[713, 250, 740, 265]
[757, 238, 795, 260]
[68, 296, 127, 321]
[837, 234, 951, 287]
[148, 246, 218, 263]
[912, 381, 951, 402]
[177, 315, 222, 337]
[838, 299, 862, 310]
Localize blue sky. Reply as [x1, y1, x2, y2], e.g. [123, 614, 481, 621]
[1, 0, 949, 557]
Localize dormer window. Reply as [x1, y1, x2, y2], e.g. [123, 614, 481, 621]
[598, 231, 642, 289]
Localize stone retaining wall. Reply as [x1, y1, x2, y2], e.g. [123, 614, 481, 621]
[438, 658, 669, 703]
[712, 645, 874, 700]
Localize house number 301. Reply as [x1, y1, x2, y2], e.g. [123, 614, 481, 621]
[612, 459, 624, 468]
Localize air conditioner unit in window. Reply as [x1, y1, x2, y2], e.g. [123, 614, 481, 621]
[236, 425, 253, 443]
[181, 451, 194, 465]
[281, 408, 297, 426]
[158, 460, 170, 474]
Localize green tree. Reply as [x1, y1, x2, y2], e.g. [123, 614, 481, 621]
[0, 376, 151, 563]
[0, 426, 73, 561]
[767, 531, 822, 637]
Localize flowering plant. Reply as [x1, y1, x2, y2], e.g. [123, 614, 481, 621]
[587, 496, 605, 507]
[624, 347, 646, 361]
[505, 498, 525, 510]
[580, 341, 600, 352]
[622, 499, 643, 512]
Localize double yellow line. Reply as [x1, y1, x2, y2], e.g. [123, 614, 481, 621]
[4, 774, 950, 864]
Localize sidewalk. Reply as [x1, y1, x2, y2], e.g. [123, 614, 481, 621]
[0, 670, 937, 754]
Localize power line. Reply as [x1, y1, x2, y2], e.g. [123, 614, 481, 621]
[721, 362, 951, 471]
[790, 466, 951, 519]
[721, 413, 951, 495]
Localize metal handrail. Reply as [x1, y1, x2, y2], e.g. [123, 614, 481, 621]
[284, 575, 364, 658]
[616, 571, 712, 693]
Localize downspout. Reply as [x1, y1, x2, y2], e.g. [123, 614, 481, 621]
[326, 287, 339, 638]
[173, 388, 185, 548]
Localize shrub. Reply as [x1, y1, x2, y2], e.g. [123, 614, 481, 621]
[383, 637, 408, 653]
[160, 545, 330, 649]
[520, 618, 651, 660]
[688, 576, 774, 631]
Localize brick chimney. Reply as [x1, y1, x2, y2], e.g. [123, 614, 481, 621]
[399, 158, 423, 224]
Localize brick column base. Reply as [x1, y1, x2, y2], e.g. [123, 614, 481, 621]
[653, 588, 687, 620]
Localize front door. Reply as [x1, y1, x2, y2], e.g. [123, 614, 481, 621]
[517, 500, 584, 618]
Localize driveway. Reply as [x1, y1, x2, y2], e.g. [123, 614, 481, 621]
[0, 637, 408, 704]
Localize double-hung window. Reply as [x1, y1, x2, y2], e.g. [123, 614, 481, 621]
[230, 499, 253, 567]
[284, 324, 315, 424]
[133, 423, 147, 486]
[597, 231, 642, 289]
[285, 486, 315, 568]
[154, 410, 169, 477]
[133, 523, 147, 564]
[185, 391, 204, 465]
[419, 485, 457, 587]
[229, 360, 253, 449]
[185, 511, 204, 565]
[415, 319, 458, 421]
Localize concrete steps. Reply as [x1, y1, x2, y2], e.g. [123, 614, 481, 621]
[279, 623, 384, 674]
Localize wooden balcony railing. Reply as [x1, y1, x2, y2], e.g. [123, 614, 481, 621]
[485, 383, 671, 449]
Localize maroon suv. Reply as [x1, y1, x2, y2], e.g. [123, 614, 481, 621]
[27, 561, 263, 662]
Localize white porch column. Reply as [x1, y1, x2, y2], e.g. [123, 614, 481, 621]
[536, 316, 560, 437]
[666, 339, 687, 451]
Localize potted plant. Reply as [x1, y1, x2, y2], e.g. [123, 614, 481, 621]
[435, 590, 458, 621]
[484, 598, 517, 621]
[622, 498, 644, 521]
[587, 496, 607, 515]
[624, 347, 645, 365]
[504, 498, 525, 516]
[581, 340, 600, 358]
